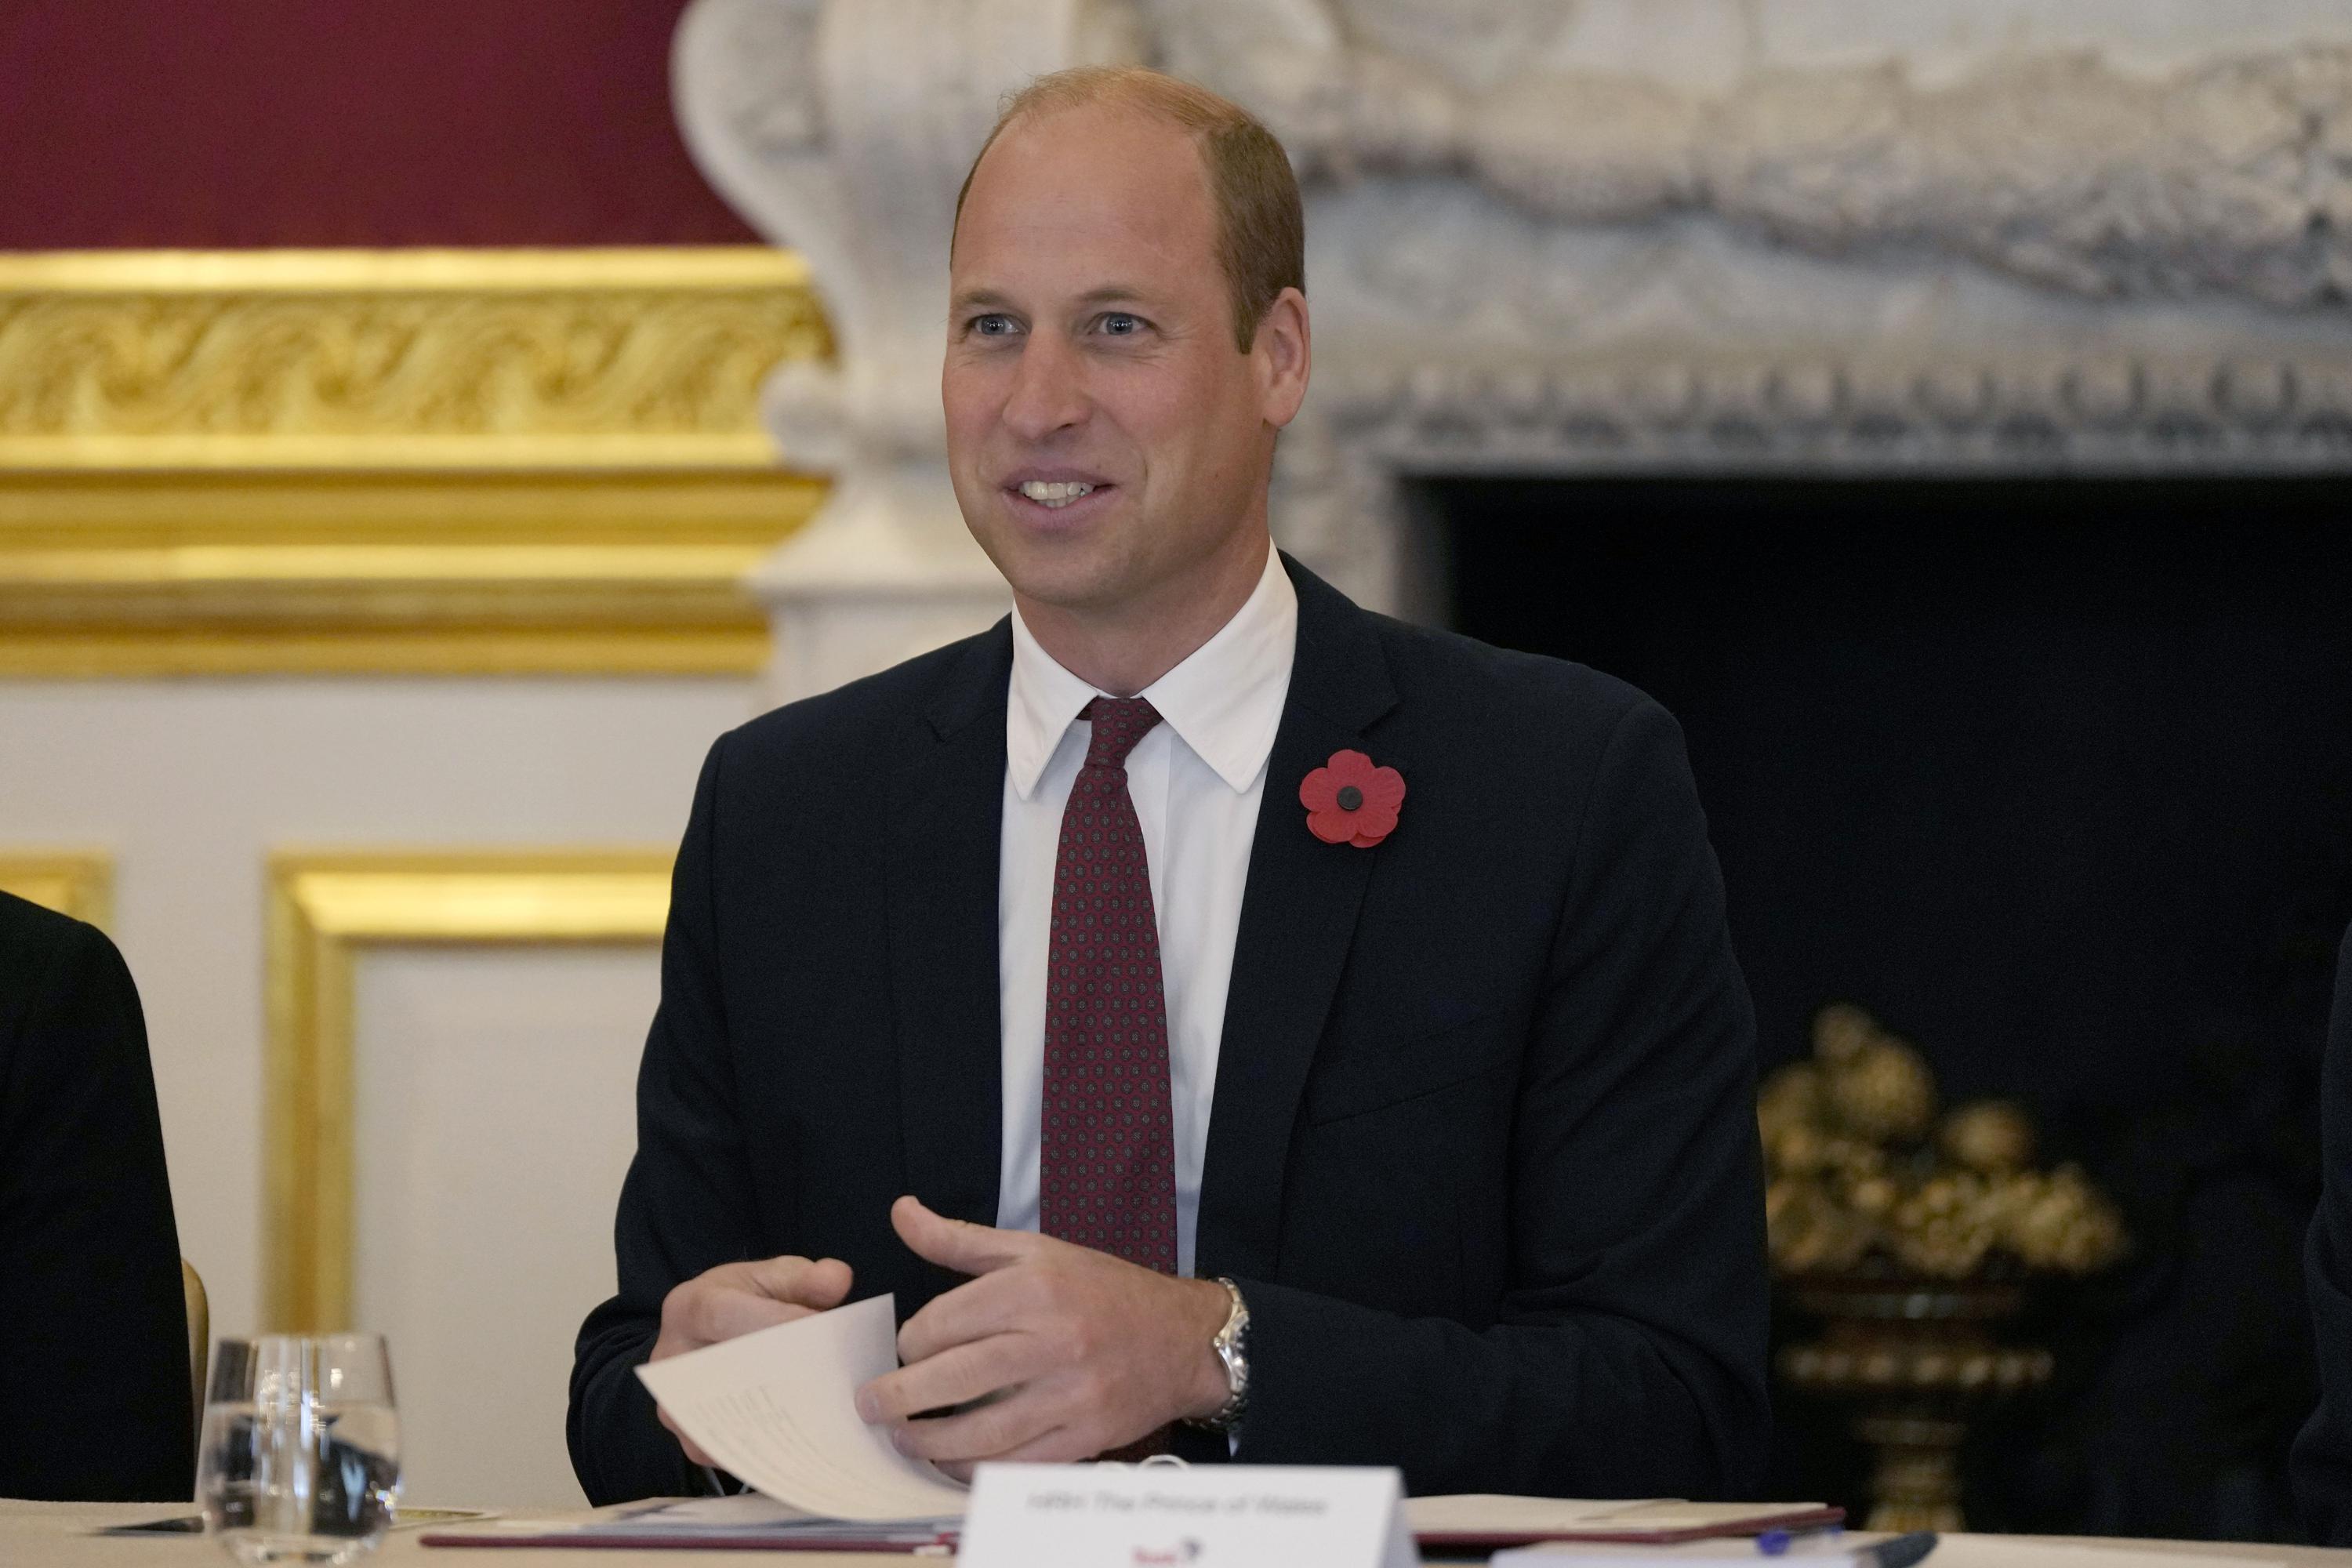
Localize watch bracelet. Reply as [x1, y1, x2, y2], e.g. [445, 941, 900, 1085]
[1189, 1275, 1250, 1435]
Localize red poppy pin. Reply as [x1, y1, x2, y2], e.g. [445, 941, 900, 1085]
[1299, 749, 1406, 848]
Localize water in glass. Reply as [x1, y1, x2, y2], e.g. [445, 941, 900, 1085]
[198, 1334, 400, 1566]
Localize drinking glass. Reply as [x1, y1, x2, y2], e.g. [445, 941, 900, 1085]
[197, 1333, 401, 1566]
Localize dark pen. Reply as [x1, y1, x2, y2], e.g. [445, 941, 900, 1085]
[1854, 1533, 1940, 1568]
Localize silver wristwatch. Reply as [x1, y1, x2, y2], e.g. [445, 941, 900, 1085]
[1189, 1276, 1250, 1435]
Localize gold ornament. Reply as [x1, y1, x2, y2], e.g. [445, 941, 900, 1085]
[1758, 1061, 1826, 1144]
[1762, 1004, 2126, 1280]
[1813, 1001, 1878, 1064]
[1766, 1003, 2131, 1533]
[1940, 1100, 2038, 1174]
[2001, 1164, 2128, 1274]
[1766, 1177, 1875, 1273]
[1825, 1034, 1937, 1142]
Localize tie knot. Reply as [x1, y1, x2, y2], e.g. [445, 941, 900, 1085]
[1081, 696, 1161, 771]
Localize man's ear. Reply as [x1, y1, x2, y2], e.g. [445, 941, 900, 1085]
[1253, 286, 1312, 430]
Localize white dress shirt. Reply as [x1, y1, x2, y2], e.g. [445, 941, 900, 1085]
[996, 546, 1298, 1276]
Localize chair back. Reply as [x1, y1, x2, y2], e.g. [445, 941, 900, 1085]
[180, 1257, 209, 1448]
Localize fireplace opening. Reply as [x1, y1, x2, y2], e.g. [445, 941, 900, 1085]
[1435, 475, 2352, 1538]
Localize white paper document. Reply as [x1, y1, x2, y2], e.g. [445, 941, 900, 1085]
[960, 1461, 1419, 1568]
[632, 1293, 969, 1523]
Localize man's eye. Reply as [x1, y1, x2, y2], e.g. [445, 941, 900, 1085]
[1098, 313, 1144, 336]
[972, 314, 1018, 337]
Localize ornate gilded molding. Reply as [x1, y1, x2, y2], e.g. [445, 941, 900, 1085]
[0, 249, 830, 675]
[264, 850, 673, 1331]
[0, 248, 828, 468]
[0, 849, 113, 927]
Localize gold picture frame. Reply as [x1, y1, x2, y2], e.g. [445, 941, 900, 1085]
[0, 848, 113, 927]
[0, 249, 832, 676]
[264, 849, 673, 1331]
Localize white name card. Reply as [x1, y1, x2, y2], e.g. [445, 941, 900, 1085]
[958, 1462, 1420, 1568]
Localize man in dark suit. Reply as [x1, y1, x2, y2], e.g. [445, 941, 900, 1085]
[0, 890, 194, 1501]
[570, 65, 1768, 1502]
[2295, 921, 2352, 1541]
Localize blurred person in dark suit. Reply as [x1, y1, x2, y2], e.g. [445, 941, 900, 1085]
[0, 890, 193, 1501]
[2295, 921, 2352, 1541]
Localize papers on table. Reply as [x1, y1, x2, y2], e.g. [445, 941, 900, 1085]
[632, 1293, 968, 1523]
[1490, 1538, 2290, 1568]
[629, 1299, 1874, 1555]
[1407, 1496, 1843, 1548]
[1914, 1543, 2285, 1568]
[419, 1495, 958, 1552]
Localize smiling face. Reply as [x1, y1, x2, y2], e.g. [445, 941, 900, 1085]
[944, 103, 1308, 645]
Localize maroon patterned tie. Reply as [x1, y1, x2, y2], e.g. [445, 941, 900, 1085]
[1040, 696, 1178, 1276]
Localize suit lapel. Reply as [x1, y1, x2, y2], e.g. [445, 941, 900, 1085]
[1196, 558, 1399, 1283]
[887, 623, 1014, 1229]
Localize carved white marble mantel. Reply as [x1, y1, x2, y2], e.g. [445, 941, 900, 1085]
[675, 0, 2352, 700]
[673, 0, 1145, 702]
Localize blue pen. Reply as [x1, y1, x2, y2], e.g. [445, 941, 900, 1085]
[1756, 1527, 1935, 1566]
[1756, 1526, 1843, 1556]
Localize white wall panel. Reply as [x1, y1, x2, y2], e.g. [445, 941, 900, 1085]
[0, 677, 754, 1469]
[352, 946, 655, 1508]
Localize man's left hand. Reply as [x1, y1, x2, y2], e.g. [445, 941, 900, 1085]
[853, 1196, 1232, 1478]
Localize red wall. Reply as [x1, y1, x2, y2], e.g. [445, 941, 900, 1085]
[0, 0, 757, 249]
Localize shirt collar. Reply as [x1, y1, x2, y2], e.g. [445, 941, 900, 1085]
[1006, 546, 1298, 800]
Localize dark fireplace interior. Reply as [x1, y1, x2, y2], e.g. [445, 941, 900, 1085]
[1436, 476, 2352, 1540]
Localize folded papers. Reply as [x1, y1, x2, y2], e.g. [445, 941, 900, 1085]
[418, 1494, 957, 1553]
[594, 1296, 1849, 1558]
[1406, 1497, 1843, 1550]
[631, 1293, 967, 1523]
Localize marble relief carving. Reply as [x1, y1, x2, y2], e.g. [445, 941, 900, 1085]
[1162, 14, 2352, 308]
[677, 0, 2352, 652]
[675, 0, 1145, 699]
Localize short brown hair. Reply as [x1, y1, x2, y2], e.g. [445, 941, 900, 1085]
[952, 66, 1305, 354]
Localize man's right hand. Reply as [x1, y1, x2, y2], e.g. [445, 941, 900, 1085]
[648, 1255, 854, 1467]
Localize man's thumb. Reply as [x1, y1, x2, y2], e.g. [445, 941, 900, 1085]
[891, 1194, 1025, 1273]
[745, 1253, 853, 1306]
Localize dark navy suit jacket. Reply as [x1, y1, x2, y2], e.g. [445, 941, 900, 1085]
[568, 557, 1770, 1503]
[0, 891, 192, 1501]
[2296, 923, 2352, 1541]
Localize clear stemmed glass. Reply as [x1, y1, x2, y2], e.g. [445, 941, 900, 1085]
[197, 1334, 401, 1566]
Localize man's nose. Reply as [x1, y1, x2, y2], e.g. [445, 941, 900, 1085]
[1000, 333, 1088, 441]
